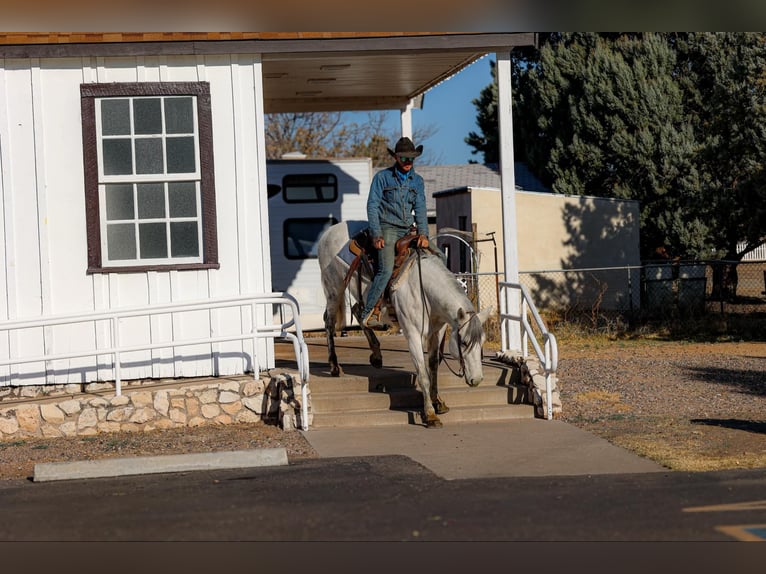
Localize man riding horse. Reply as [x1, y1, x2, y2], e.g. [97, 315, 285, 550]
[359, 137, 431, 328]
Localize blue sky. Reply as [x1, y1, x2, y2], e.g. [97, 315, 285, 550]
[348, 55, 495, 165]
[413, 55, 494, 165]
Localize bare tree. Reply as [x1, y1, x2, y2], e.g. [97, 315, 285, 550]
[265, 111, 441, 167]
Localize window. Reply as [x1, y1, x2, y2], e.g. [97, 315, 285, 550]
[282, 174, 337, 203]
[284, 217, 337, 259]
[81, 82, 218, 272]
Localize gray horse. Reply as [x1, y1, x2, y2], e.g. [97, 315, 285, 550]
[317, 221, 491, 428]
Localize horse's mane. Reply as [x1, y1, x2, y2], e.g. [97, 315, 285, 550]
[411, 251, 484, 348]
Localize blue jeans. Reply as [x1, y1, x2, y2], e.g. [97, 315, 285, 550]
[362, 225, 408, 318]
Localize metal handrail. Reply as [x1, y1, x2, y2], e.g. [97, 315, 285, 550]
[498, 281, 558, 420]
[0, 292, 312, 430]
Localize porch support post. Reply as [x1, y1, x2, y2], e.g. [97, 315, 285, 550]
[497, 49, 522, 352]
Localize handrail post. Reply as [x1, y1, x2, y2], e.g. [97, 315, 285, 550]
[112, 315, 122, 396]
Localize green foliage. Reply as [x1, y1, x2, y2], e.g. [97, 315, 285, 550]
[468, 32, 766, 261]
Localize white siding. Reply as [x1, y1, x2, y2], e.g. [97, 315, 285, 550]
[267, 158, 372, 330]
[0, 54, 274, 386]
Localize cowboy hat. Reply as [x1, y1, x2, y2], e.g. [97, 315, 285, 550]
[387, 136, 424, 159]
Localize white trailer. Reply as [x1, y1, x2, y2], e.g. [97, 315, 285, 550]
[267, 158, 373, 330]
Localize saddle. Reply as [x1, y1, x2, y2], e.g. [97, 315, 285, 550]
[343, 227, 421, 324]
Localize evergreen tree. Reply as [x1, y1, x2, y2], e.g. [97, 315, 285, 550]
[470, 32, 766, 261]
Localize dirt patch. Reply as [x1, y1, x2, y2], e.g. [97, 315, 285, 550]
[557, 340, 766, 471]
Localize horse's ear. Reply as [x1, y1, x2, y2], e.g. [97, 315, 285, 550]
[477, 306, 493, 325]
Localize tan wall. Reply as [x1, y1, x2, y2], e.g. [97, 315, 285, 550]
[435, 188, 641, 311]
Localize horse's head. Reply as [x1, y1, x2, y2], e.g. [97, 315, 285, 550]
[448, 306, 492, 387]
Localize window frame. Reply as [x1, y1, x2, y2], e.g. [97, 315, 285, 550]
[283, 217, 338, 260]
[282, 173, 338, 203]
[81, 82, 219, 273]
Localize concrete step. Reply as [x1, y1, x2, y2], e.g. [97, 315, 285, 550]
[310, 383, 528, 414]
[309, 403, 533, 429]
[308, 360, 516, 394]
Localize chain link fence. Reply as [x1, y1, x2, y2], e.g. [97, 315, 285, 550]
[457, 259, 766, 338]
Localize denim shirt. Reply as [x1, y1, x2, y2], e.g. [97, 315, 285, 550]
[367, 165, 428, 237]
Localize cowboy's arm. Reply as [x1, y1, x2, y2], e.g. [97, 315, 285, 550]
[413, 178, 429, 247]
[367, 173, 384, 239]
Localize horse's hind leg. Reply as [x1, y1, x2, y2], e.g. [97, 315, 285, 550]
[323, 308, 342, 377]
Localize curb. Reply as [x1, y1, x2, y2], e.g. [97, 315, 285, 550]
[33, 448, 289, 482]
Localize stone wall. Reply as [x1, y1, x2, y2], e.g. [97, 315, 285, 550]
[0, 372, 311, 441]
[493, 351, 562, 418]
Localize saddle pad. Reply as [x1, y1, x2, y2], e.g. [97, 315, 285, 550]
[389, 252, 418, 291]
[337, 239, 358, 267]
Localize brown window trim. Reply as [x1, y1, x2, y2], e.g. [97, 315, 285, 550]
[81, 81, 219, 274]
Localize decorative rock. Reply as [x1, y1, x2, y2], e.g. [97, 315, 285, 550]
[0, 372, 306, 441]
[16, 405, 41, 434]
[169, 409, 187, 424]
[186, 398, 201, 417]
[241, 380, 264, 396]
[130, 391, 153, 407]
[199, 389, 218, 404]
[201, 404, 221, 419]
[218, 381, 240, 393]
[40, 404, 66, 423]
[129, 407, 155, 424]
[109, 395, 130, 407]
[235, 410, 260, 423]
[77, 408, 98, 429]
[59, 399, 82, 415]
[153, 391, 169, 416]
[218, 391, 240, 404]
[220, 400, 242, 416]
[106, 407, 133, 422]
[59, 422, 78, 436]
[0, 416, 20, 435]
[20, 386, 39, 398]
[243, 395, 266, 414]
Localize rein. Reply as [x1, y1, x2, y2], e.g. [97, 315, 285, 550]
[438, 314, 474, 379]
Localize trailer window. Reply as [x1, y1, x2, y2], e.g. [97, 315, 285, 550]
[284, 217, 337, 259]
[282, 174, 337, 203]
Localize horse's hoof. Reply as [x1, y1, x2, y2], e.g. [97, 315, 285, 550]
[424, 414, 443, 428]
[330, 366, 343, 377]
[370, 355, 383, 369]
[433, 401, 450, 415]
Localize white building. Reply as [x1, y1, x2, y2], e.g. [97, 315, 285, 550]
[0, 32, 537, 386]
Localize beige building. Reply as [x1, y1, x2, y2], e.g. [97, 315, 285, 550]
[429, 164, 641, 312]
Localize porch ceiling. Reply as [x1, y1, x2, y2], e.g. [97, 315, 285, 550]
[0, 32, 537, 114]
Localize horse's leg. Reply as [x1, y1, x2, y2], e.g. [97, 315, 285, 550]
[323, 308, 342, 377]
[362, 326, 383, 368]
[400, 323, 441, 428]
[351, 295, 383, 369]
[428, 327, 449, 415]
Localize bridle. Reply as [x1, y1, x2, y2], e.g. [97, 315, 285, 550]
[438, 312, 480, 380]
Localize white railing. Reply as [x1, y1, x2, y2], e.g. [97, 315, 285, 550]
[498, 281, 558, 420]
[0, 293, 312, 431]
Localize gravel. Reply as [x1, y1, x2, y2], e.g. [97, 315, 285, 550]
[557, 341, 766, 471]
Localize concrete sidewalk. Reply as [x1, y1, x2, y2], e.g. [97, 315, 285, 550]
[291, 333, 666, 480]
[300, 419, 666, 480]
